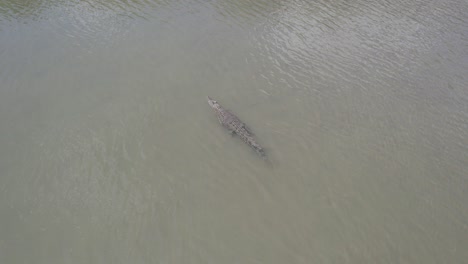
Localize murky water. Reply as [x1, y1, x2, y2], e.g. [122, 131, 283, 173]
[1, 0, 467, 263]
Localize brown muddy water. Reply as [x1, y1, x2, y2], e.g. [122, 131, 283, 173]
[0, 0, 467, 263]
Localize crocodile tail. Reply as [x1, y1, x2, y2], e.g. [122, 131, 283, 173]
[257, 147, 266, 157]
[252, 143, 266, 159]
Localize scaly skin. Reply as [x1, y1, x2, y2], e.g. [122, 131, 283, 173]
[207, 96, 266, 158]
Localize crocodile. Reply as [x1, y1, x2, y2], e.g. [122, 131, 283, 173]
[207, 96, 266, 158]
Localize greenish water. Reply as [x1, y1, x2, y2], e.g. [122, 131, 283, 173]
[1, 0, 467, 263]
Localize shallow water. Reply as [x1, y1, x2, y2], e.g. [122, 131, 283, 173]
[1, 0, 467, 263]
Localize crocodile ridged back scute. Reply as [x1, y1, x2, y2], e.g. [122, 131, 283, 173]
[209, 98, 266, 159]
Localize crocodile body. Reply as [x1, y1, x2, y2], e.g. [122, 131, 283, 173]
[207, 96, 266, 158]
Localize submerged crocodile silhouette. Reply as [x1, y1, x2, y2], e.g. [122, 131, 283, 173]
[207, 96, 266, 158]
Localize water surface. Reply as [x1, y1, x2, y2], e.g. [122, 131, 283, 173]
[1, 0, 467, 263]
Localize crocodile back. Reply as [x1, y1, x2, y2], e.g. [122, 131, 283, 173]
[209, 97, 266, 158]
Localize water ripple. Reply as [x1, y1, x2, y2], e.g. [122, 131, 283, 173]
[0, 0, 174, 28]
[216, 0, 468, 101]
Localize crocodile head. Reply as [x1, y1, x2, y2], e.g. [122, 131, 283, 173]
[207, 96, 221, 110]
